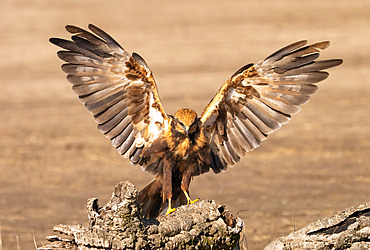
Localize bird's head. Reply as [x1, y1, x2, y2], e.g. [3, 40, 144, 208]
[174, 108, 198, 136]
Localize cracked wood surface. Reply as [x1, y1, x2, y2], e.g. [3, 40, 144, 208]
[38, 181, 369, 249]
[265, 202, 370, 250]
[39, 181, 244, 249]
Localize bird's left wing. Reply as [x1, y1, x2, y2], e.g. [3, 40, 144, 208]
[200, 40, 342, 173]
[50, 24, 170, 173]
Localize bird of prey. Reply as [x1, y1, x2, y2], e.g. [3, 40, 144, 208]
[50, 24, 342, 218]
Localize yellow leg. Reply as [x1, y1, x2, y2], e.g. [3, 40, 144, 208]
[183, 190, 199, 205]
[165, 198, 176, 215]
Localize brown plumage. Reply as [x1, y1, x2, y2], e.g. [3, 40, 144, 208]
[50, 24, 343, 218]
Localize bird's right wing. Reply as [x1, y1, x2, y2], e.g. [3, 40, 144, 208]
[50, 24, 170, 174]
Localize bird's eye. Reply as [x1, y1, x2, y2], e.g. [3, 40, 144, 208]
[177, 122, 185, 131]
[188, 123, 197, 134]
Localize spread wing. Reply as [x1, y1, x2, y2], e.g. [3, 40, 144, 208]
[200, 40, 343, 173]
[50, 24, 170, 173]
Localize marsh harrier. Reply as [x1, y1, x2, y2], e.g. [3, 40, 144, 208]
[50, 24, 342, 218]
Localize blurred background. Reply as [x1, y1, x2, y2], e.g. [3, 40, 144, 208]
[0, 0, 369, 249]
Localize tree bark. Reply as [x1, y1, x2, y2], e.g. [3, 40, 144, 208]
[38, 181, 245, 250]
[38, 180, 370, 249]
[265, 202, 370, 250]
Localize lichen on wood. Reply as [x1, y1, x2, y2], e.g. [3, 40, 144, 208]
[39, 181, 244, 249]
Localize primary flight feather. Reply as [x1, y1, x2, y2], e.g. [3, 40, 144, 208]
[50, 24, 342, 218]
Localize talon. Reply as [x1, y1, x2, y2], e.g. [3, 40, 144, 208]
[188, 198, 199, 204]
[165, 206, 176, 215]
[165, 198, 176, 215]
[183, 190, 199, 205]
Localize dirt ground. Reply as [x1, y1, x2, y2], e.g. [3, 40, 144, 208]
[1, 0, 369, 249]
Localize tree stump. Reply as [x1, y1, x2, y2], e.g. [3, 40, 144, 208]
[38, 181, 245, 250]
[38, 180, 370, 249]
[265, 202, 370, 250]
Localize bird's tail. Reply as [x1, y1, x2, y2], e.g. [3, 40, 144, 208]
[138, 179, 164, 218]
[138, 178, 187, 218]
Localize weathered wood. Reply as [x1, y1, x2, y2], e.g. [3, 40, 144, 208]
[39, 181, 244, 249]
[265, 202, 370, 250]
[39, 180, 370, 249]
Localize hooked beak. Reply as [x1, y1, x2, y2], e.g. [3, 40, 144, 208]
[185, 126, 189, 135]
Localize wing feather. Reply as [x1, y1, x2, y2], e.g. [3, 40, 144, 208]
[111, 123, 133, 148]
[50, 24, 170, 174]
[201, 40, 342, 171]
[228, 122, 249, 154]
[97, 108, 129, 134]
[210, 151, 224, 173]
[247, 99, 291, 125]
[93, 98, 127, 122]
[104, 115, 132, 140]
[234, 116, 262, 149]
[117, 130, 136, 155]
[50, 38, 103, 61]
